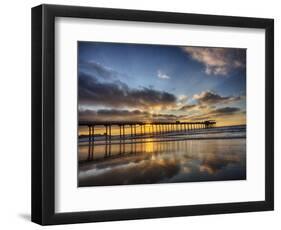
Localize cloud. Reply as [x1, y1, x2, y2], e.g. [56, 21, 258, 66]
[193, 91, 241, 105]
[79, 72, 177, 110]
[79, 109, 183, 122]
[182, 47, 246, 76]
[79, 109, 149, 121]
[157, 70, 170, 80]
[151, 113, 180, 121]
[179, 105, 245, 121]
[209, 107, 241, 116]
[79, 106, 243, 123]
[79, 60, 119, 80]
[178, 95, 188, 103]
[186, 106, 242, 121]
[179, 104, 198, 111]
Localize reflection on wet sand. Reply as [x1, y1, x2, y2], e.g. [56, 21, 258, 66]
[78, 138, 246, 187]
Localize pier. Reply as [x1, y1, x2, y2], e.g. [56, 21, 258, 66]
[79, 120, 216, 140]
[79, 120, 216, 161]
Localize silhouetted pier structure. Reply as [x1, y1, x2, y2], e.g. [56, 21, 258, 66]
[79, 120, 216, 140]
[80, 120, 216, 161]
[79, 120, 216, 161]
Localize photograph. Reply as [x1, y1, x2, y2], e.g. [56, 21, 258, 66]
[30, 3, 274, 225]
[77, 42, 247, 187]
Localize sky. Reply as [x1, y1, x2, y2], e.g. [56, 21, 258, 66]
[78, 42, 246, 127]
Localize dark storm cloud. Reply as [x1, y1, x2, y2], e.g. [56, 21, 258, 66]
[79, 72, 177, 109]
[193, 91, 241, 105]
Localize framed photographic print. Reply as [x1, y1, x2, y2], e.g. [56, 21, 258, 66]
[31, 4, 274, 225]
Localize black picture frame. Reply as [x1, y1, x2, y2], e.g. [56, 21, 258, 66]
[31, 4, 274, 225]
